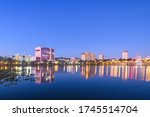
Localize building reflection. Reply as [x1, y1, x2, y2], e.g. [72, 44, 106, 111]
[25, 65, 150, 84]
[0, 66, 33, 86]
[73, 65, 150, 81]
[99, 65, 104, 77]
[81, 65, 97, 79]
[145, 66, 150, 81]
[0, 66, 32, 76]
[63, 65, 80, 73]
[1, 65, 150, 84]
[0, 66, 9, 70]
[10, 66, 32, 76]
[54, 65, 59, 72]
[0, 66, 55, 84]
[33, 67, 55, 84]
[97, 65, 150, 82]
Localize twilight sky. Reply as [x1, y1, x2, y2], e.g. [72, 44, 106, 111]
[0, 0, 150, 58]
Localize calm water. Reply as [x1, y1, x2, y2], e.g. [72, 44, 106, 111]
[0, 65, 150, 100]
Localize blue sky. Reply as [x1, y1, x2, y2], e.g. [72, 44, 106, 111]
[0, 0, 150, 58]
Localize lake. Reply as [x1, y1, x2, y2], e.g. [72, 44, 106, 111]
[0, 65, 150, 100]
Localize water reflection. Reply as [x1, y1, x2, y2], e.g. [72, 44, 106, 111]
[0, 66, 34, 86]
[81, 65, 97, 79]
[32, 67, 55, 84]
[13, 66, 32, 76]
[66, 65, 150, 81]
[63, 65, 80, 73]
[97, 65, 150, 81]
[1, 65, 150, 86]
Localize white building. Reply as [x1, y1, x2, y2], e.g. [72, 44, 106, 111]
[13, 53, 23, 61]
[122, 50, 128, 59]
[69, 57, 80, 64]
[35, 47, 55, 62]
[13, 54, 31, 62]
[99, 54, 104, 60]
[81, 52, 96, 61]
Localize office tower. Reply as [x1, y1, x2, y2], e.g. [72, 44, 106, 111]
[35, 47, 55, 61]
[122, 50, 128, 59]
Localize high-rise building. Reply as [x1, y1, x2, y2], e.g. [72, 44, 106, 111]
[99, 54, 104, 60]
[81, 53, 86, 61]
[81, 52, 96, 61]
[91, 54, 96, 61]
[35, 47, 55, 61]
[122, 50, 128, 59]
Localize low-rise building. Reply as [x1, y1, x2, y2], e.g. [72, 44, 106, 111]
[13, 54, 31, 62]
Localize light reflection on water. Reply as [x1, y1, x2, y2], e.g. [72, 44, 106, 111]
[0, 65, 150, 85]
[74, 65, 150, 81]
[1, 65, 150, 100]
[97, 65, 150, 81]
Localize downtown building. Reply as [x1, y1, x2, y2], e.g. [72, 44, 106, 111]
[122, 50, 128, 59]
[35, 47, 55, 62]
[81, 52, 96, 61]
[13, 53, 31, 62]
[99, 54, 104, 60]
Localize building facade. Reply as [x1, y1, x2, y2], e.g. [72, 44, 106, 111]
[99, 54, 104, 60]
[13, 54, 31, 62]
[35, 47, 55, 61]
[81, 52, 96, 61]
[122, 50, 128, 59]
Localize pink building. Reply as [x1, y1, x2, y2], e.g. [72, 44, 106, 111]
[35, 47, 55, 61]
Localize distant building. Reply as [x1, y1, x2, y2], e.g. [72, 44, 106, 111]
[70, 57, 80, 64]
[81, 53, 86, 61]
[99, 54, 104, 60]
[136, 56, 142, 66]
[13, 54, 31, 62]
[142, 56, 150, 61]
[122, 50, 128, 59]
[91, 54, 96, 60]
[35, 47, 55, 61]
[55, 57, 80, 64]
[13, 53, 23, 61]
[81, 52, 96, 61]
[55, 57, 70, 62]
[24, 55, 32, 62]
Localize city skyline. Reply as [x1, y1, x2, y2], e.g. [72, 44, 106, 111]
[1, 47, 149, 60]
[0, 0, 150, 58]
[0, 45, 149, 59]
